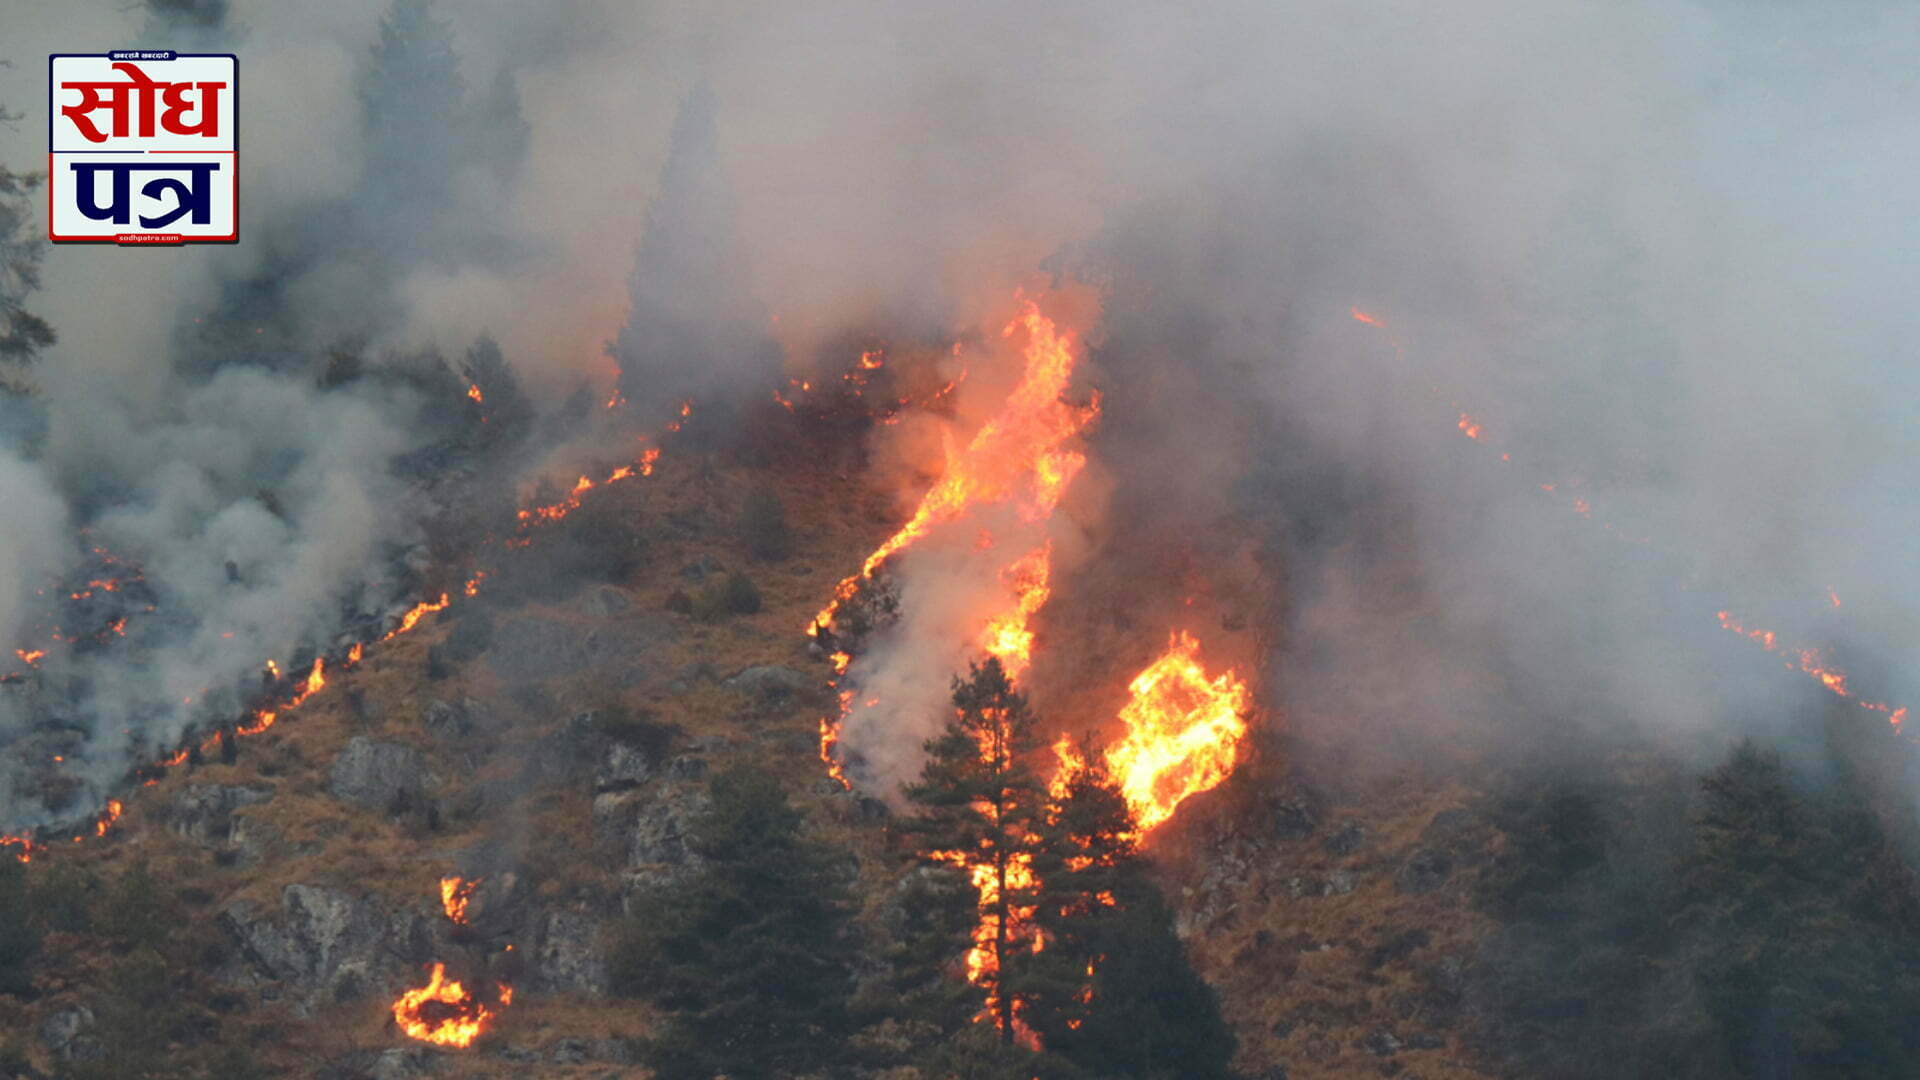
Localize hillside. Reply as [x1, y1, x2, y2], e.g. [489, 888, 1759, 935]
[0, 438, 1528, 1079]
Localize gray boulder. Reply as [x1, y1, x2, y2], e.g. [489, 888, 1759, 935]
[1362, 1029, 1401, 1056]
[487, 614, 677, 685]
[722, 665, 812, 702]
[38, 1005, 100, 1061]
[534, 910, 608, 997]
[167, 783, 275, 851]
[329, 737, 428, 813]
[422, 698, 480, 738]
[594, 742, 652, 793]
[218, 884, 431, 1009]
[578, 586, 631, 617]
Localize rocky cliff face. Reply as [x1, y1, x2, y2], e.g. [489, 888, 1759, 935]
[5, 453, 1507, 1080]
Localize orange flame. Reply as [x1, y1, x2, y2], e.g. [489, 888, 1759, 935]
[466, 383, 484, 405]
[1716, 610, 1906, 726]
[391, 963, 508, 1048]
[812, 298, 1097, 786]
[383, 595, 451, 642]
[440, 876, 481, 924]
[808, 299, 1095, 639]
[92, 799, 123, 838]
[979, 542, 1054, 680]
[1105, 632, 1251, 832]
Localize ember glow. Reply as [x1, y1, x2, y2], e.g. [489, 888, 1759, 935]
[1352, 305, 1909, 733]
[391, 962, 510, 1048]
[1105, 632, 1251, 832]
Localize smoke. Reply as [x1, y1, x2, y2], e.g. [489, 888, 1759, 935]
[2, 0, 1916, 816]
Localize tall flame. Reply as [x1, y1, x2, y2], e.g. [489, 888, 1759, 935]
[808, 299, 1095, 640]
[1104, 632, 1251, 833]
[812, 297, 1098, 783]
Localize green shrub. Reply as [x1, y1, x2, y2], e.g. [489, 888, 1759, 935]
[0, 860, 40, 996]
[722, 572, 762, 615]
[739, 486, 793, 562]
[98, 863, 173, 952]
[33, 861, 95, 933]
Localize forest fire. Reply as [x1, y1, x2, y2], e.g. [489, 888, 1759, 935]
[1106, 632, 1252, 832]
[801, 295, 1260, 1052]
[391, 963, 510, 1048]
[1, 396, 682, 860]
[811, 297, 1098, 781]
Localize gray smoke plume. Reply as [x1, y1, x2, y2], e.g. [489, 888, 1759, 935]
[1, 0, 1917, 819]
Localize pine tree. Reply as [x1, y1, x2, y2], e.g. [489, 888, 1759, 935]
[359, 0, 467, 205]
[0, 151, 54, 393]
[903, 657, 1050, 1044]
[461, 335, 533, 449]
[1023, 750, 1236, 1079]
[0, 858, 40, 997]
[610, 767, 855, 1080]
[610, 84, 782, 427]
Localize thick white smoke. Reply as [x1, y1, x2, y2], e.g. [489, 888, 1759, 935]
[1, 0, 1916, 815]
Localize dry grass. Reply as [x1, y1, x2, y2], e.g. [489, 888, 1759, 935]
[10, 444, 1508, 1079]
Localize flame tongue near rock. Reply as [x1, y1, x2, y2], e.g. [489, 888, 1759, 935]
[1105, 631, 1251, 833]
[391, 962, 508, 1048]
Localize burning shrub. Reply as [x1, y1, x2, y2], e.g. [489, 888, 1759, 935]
[461, 336, 533, 451]
[835, 573, 900, 643]
[739, 485, 793, 562]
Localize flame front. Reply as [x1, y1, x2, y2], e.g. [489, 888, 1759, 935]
[391, 963, 508, 1048]
[1717, 609, 1907, 726]
[813, 297, 1098, 781]
[809, 299, 1093, 639]
[1105, 632, 1251, 832]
